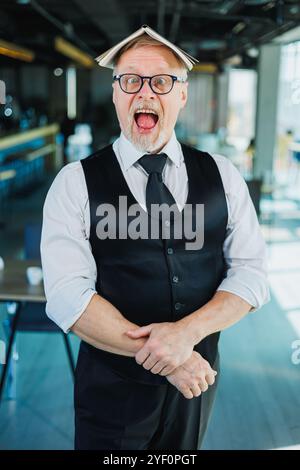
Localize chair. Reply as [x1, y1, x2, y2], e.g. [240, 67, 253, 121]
[1, 223, 75, 401]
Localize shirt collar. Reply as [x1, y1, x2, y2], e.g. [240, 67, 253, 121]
[117, 131, 182, 171]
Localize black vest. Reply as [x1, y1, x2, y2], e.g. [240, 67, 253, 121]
[81, 143, 228, 385]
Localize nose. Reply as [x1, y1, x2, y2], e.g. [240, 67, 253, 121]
[137, 79, 156, 99]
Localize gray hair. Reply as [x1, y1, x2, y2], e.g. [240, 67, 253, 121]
[113, 34, 188, 80]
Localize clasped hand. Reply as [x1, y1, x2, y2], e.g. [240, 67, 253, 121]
[126, 321, 217, 399]
[166, 350, 217, 399]
[126, 321, 195, 376]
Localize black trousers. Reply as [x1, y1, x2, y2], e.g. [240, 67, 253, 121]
[74, 343, 219, 450]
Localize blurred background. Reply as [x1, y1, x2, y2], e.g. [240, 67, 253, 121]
[0, 0, 300, 450]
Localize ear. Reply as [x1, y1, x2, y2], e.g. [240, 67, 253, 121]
[180, 82, 188, 109]
[112, 82, 116, 105]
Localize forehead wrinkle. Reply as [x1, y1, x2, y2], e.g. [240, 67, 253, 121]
[118, 62, 174, 74]
[116, 46, 182, 73]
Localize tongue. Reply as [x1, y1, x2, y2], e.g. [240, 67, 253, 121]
[136, 113, 157, 129]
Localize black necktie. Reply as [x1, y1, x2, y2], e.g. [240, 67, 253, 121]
[138, 153, 177, 215]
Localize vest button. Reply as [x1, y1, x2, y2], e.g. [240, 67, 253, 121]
[167, 248, 174, 255]
[172, 275, 179, 283]
[174, 302, 181, 310]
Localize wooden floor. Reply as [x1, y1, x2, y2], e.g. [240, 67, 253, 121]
[1, 178, 300, 449]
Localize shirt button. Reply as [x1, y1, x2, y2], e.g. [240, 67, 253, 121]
[172, 275, 179, 283]
[175, 302, 181, 311]
[167, 248, 174, 255]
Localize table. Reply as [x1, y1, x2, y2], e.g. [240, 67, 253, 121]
[0, 259, 45, 401]
[0, 259, 45, 303]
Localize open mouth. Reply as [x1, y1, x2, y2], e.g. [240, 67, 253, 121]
[134, 109, 159, 131]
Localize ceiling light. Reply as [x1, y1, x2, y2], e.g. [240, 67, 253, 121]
[54, 67, 63, 76]
[225, 55, 242, 66]
[192, 63, 218, 73]
[0, 39, 35, 62]
[232, 22, 246, 34]
[198, 40, 226, 50]
[4, 108, 13, 117]
[247, 47, 259, 58]
[54, 36, 94, 68]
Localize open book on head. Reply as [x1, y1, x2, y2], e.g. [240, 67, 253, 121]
[95, 24, 198, 71]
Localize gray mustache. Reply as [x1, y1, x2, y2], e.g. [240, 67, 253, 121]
[131, 104, 161, 117]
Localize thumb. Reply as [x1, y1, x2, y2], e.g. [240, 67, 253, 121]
[126, 324, 153, 338]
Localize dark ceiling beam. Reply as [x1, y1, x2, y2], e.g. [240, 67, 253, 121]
[72, 0, 130, 46]
[28, 0, 97, 55]
[276, 0, 285, 26]
[218, 0, 242, 15]
[181, 8, 275, 25]
[248, 19, 298, 46]
[169, 0, 183, 42]
[157, 0, 166, 36]
[0, 9, 14, 34]
[218, 19, 297, 61]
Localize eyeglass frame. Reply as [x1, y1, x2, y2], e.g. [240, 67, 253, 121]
[113, 73, 187, 95]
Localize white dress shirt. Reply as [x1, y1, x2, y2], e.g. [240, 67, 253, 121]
[41, 131, 270, 333]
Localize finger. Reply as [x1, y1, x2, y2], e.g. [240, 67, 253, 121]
[135, 348, 151, 365]
[151, 361, 167, 375]
[157, 364, 169, 375]
[205, 372, 216, 386]
[180, 385, 193, 400]
[142, 355, 159, 371]
[190, 383, 202, 398]
[198, 376, 209, 392]
[126, 325, 153, 338]
[159, 364, 177, 376]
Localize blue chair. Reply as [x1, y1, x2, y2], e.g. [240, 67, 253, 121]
[0, 223, 75, 401]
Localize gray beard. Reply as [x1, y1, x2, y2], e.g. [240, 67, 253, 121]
[128, 133, 168, 153]
[123, 117, 168, 153]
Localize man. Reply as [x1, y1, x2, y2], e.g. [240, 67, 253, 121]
[41, 25, 269, 450]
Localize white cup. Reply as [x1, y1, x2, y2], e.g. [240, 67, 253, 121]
[26, 266, 43, 286]
[0, 257, 4, 270]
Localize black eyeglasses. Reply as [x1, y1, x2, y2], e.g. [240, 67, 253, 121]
[113, 74, 187, 95]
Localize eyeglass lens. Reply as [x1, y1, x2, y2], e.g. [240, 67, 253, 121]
[119, 74, 174, 94]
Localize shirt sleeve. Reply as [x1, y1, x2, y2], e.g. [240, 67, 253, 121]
[40, 162, 97, 333]
[212, 154, 270, 310]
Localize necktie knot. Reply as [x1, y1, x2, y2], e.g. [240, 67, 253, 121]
[138, 153, 167, 179]
[137, 152, 178, 225]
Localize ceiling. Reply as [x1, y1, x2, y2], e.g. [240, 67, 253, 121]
[0, 0, 300, 68]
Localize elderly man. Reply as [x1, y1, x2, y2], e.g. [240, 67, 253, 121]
[41, 25, 269, 450]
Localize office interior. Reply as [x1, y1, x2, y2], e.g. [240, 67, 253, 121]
[0, 0, 300, 450]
